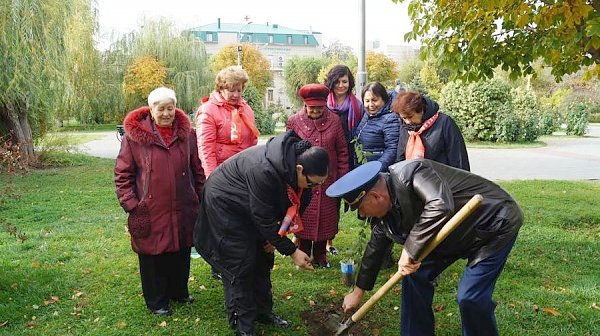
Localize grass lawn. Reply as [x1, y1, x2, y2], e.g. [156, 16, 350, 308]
[0, 155, 599, 335]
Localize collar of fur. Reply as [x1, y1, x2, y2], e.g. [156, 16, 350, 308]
[123, 106, 191, 145]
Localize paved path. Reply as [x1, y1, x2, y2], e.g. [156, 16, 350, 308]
[79, 125, 600, 181]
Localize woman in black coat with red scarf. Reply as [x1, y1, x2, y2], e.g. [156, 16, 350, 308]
[194, 131, 330, 336]
[393, 90, 470, 171]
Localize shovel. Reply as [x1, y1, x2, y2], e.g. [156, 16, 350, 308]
[325, 194, 484, 336]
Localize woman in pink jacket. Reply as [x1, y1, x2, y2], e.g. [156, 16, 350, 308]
[195, 65, 259, 177]
[287, 84, 349, 267]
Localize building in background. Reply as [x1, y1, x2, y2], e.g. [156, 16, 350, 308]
[367, 39, 420, 65]
[186, 19, 322, 109]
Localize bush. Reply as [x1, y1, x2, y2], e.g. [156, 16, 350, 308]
[440, 78, 512, 142]
[511, 87, 541, 142]
[254, 108, 276, 135]
[590, 113, 600, 123]
[565, 102, 590, 136]
[495, 111, 521, 143]
[538, 108, 560, 135]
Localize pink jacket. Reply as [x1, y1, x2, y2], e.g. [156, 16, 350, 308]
[195, 92, 258, 176]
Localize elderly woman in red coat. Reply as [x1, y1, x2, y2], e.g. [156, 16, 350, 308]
[115, 87, 205, 316]
[286, 84, 349, 267]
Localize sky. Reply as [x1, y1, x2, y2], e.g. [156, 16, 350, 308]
[96, 0, 417, 51]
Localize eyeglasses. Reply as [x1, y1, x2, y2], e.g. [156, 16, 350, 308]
[305, 174, 324, 188]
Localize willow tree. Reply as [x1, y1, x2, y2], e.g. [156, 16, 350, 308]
[0, 1, 73, 162]
[60, 0, 108, 125]
[122, 19, 213, 113]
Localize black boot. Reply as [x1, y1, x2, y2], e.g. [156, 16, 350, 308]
[256, 313, 290, 328]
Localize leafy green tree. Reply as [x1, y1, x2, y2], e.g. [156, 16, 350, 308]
[397, 57, 424, 85]
[366, 52, 397, 87]
[211, 43, 272, 103]
[396, 0, 600, 81]
[284, 56, 329, 108]
[322, 40, 356, 62]
[0, 0, 74, 162]
[419, 61, 443, 100]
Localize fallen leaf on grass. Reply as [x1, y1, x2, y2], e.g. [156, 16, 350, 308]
[26, 320, 36, 329]
[118, 321, 126, 329]
[542, 307, 560, 316]
[567, 312, 576, 320]
[308, 300, 316, 307]
[32, 305, 39, 310]
[533, 304, 539, 312]
[71, 291, 84, 299]
[281, 291, 293, 300]
[93, 317, 100, 323]
[0, 321, 8, 327]
[393, 287, 401, 294]
[43, 296, 59, 306]
[329, 288, 338, 298]
[591, 303, 600, 311]
[434, 304, 444, 312]
[158, 321, 167, 327]
[393, 306, 399, 311]
[199, 285, 207, 290]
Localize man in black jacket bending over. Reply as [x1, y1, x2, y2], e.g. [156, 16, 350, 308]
[326, 159, 523, 336]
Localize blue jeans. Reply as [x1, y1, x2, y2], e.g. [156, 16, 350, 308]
[401, 235, 518, 336]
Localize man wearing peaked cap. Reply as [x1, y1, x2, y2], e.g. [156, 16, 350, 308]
[326, 158, 524, 335]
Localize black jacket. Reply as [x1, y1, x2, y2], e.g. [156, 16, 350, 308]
[193, 131, 310, 282]
[356, 159, 523, 290]
[396, 97, 470, 171]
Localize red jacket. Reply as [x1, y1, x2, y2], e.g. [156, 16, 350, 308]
[195, 92, 258, 176]
[115, 107, 205, 255]
[287, 108, 349, 241]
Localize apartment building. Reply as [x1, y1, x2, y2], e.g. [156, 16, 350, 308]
[185, 19, 323, 108]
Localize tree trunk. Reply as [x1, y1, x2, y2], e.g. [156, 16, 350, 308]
[0, 102, 36, 164]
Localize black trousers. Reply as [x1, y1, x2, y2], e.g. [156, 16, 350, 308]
[138, 247, 192, 310]
[222, 243, 274, 334]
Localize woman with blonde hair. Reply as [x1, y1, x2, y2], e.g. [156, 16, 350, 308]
[195, 65, 259, 177]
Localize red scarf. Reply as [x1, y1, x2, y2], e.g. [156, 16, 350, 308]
[156, 124, 173, 145]
[278, 186, 304, 237]
[212, 92, 260, 144]
[405, 112, 439, 159]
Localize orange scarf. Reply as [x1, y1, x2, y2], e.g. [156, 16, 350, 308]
[405, 112, 439, 159]
[278, 186, 304, 237]
[213, 92, 259, 144]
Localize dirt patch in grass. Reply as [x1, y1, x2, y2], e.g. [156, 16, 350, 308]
[300, 296, 382, 336]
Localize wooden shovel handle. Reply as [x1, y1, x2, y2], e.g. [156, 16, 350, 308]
[351, 194, 484, 323]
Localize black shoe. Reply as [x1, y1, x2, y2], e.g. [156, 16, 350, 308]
[235, 331, 254, 336]
[173, 295, 194, 303]
[212, 270, 223, 282]
[328, 246, 338, 255]
[256, 313, 290, 328]
[315, 260, 331, 268]
[152, 307, 172, 316]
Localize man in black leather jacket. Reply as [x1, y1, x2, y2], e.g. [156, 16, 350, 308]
[326, 159, 523, 336]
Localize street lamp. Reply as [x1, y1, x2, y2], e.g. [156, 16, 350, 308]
[237, 21, 252, 67]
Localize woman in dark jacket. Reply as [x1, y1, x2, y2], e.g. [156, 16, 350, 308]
[194, 131, 329, 336]
[393, 90, 470, 171]
[115, 87, 205, 316]
[353, 81, 400, 170]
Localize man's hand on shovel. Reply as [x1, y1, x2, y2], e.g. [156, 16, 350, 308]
[398, 249, 421, 276]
